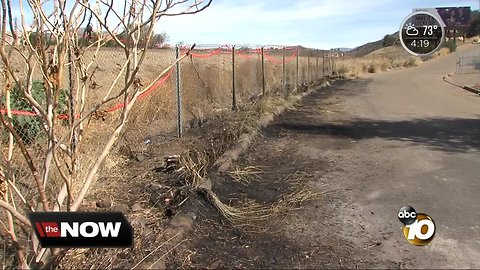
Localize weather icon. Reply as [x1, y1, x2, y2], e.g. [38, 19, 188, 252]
[405, 23, 419, 36]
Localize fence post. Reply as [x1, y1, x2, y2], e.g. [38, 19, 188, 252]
[261, 47, 266, 96]
[316, 55, 319, 81]
[456, 55, 459, 74]
[332, 55, 336, 74]
[282, 46, 286, 93]
[323, 53, 325, 78]
[330, 56, 334, 75]
[232, 45, 237, 111]
[175, 45, 183, 138]
[295, 46, 299, 91]
[328, 55, 331, 75]
[308, 50, 311, 83]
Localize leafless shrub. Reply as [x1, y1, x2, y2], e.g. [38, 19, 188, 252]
[0, 0, 211, 268]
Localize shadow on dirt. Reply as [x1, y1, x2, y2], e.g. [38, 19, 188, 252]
[275, 117, 480, 153]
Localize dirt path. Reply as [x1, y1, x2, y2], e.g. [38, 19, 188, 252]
[179, 45, 480, 269]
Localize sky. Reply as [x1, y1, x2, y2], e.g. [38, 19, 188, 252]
[155, 0, 479, 49]
[8, 0, 480, 50]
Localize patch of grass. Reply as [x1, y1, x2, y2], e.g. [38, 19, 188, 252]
[403, 57, 422, 67]
[426, 47, 452, 60]
[367, 63, 379, 73]
[335, 55, 418, 77]
[205, 189, 271, 224]
[336, 64, 349, 75]
[444, 40, 457, 52]
[204, 185, 324, 226]
[180, 150, 209, 189]
[207, 170, 328, 226]
[272, 186, 322, 212]
[238, 108, 262, 134]
[436, 47, 451, 56]
[227, 166, 263, 185]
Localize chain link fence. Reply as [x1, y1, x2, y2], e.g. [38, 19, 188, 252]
[0, 44, 335, 238]
[456, 50, 480, 74]
[110, 44, 335, 144]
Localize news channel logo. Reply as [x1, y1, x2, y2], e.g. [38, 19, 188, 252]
[29, 212, 133, 248]
[397, 206, 435, 246]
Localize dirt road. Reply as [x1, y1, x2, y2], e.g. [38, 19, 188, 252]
[183, 45, 480, 269]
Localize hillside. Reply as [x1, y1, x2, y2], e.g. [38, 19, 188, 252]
[365, 45, 410, 58]
[349, 32, 400, 57]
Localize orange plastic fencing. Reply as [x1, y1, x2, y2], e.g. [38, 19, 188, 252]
[0, 45, 301, 119]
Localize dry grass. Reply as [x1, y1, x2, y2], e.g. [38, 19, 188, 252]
[335, 54, 422, 78]
[333, 45, 433, 78]
[431, 47, 451, 58]
[254, 95, 294, 114]
[227, 165, 263, 185]
[166, 88, 327, 228]
[205, 183, 325, 227]
[337, 45, 456, 79]
[272, 186, 322, 213]
[206, 190, 271, 223]
[205, 169, 329, 227]
[237, 106, 263, 135]
[179, 150, 209, 189]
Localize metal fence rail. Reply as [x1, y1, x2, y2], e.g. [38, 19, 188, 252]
[456, 50, 480, 74]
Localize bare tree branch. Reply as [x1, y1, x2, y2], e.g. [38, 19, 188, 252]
[0, 114, 50, 212]
[0, 0, 212, 267]
[0, 200, 31, 228]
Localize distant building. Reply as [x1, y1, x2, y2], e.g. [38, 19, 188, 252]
[330, 48, 345, 57]
[413, 7, 472, 39]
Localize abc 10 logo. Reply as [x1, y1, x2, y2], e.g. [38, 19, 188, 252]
[397, 206, 435, 246]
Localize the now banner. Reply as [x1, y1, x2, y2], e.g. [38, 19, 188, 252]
[28, 212, 133, 248]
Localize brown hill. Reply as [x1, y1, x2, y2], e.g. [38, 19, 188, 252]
[349, 32, 400, 57]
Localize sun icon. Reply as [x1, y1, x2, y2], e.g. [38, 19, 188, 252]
[404, 22, 419, 36]
[405, 22, 415, 30]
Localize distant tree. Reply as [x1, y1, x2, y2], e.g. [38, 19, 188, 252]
[114, 26, 167, 48]
[28, 31, 56, 47]
[472, 9, 480, 20]
[382, 34, 397, 47]
[151, 32, 169, 48]
[83, 23, 93, 40]
[238, 46, 250, 51]
[467, 10, 480, 37]
[117, 23, 148, 45]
